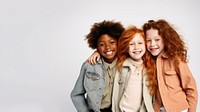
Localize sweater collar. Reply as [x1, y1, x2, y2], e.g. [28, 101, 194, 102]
[123, 58, 143, 67]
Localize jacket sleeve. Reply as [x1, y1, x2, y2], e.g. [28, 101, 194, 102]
[176, 60, 198, 112]
[70, 62, 90, 112]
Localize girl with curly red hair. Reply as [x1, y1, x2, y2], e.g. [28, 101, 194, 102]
[143, 19, 198, 112]
[112, 25, 156, 112]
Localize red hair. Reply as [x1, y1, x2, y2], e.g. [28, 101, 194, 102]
[117, 25, 157, 95]
[143, 19, 188, 64]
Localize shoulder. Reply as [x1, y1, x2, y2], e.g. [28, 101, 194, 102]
[121, 58, 131, 69]
[81, 59, 103, 68]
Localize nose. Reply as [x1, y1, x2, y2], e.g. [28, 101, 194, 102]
[134, 44, 138, 49]
[150, 40, 156, 46]
[105, 43, 111, 49]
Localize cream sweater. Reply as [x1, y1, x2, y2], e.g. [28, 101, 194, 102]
[120, 59, 144, 112]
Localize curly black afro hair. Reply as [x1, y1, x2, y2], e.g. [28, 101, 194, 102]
[85, 20, 125, 49]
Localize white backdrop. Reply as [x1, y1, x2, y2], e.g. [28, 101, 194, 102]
[0, 0, 199, 112]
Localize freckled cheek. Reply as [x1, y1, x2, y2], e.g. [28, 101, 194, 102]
[128, 46, 133, 51]
[146, 43, 151, 48]
[146, 45, 151, 51]
[142, 46, 146, 51]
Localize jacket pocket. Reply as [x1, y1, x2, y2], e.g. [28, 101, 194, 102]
[85, 72, 100, 91]
[164, 70, 180, 89]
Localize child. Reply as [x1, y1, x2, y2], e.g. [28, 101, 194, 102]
[112, 26, 156, 112]
[87, 26, 157, 112]
[143, 19, 198, 112]
[70, 20, 125, 112]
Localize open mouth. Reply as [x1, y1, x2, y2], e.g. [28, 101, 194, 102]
[133, 49, 142, 54]
[133, 51, 141, 54]
[150, 48, 158, 52]
[105, 51, 113, 55]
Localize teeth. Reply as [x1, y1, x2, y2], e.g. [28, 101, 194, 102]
[106, 51, 112, 55]
[134, 51, 141, 54]
[151, 48, 157, 51]
[151, 47, 158, 50]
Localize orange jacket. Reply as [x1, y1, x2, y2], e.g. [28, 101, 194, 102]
[154, 52, 198, 112]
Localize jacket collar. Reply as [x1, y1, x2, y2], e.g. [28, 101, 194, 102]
[96, 58, 103, 65]
[158, 51, 169, 59]
[101, 58, 117, 70]
[122, 58, 131, 67]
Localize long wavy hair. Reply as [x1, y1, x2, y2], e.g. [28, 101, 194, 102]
[117, 25, 157, 95]
[143, 19, 188, 65]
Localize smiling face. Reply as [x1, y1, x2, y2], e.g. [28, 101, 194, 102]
[128, 33, 146, 62]
[146, 29, 165, 56]
[97, 34, 117, 63]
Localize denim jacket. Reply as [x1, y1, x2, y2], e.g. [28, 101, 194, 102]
[71, 59, 105, 112]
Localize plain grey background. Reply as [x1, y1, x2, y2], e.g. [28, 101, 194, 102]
[0, 0, 199, 112]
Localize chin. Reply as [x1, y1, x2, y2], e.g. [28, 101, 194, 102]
[150, 52, 158, 56]
[152, 53, 159, 56]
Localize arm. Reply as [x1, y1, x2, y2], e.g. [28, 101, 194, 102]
[176, 61, 198, 112]
[70, 62, 90, 112]
[87, 50, 101, 65]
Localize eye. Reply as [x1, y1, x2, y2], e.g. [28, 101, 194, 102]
[129, 42, 134, 45]
[155, 39, 160, 41]
[146, 39, 151, 42]
[110, 41, 115, 45]
[98, 43, 105, 47]
[138, 41, 144, 44]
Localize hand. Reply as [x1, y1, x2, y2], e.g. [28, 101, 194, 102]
[87, 50, 100, 65]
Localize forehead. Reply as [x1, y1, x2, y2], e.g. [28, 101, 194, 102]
[130, 33, 144, 41]
[98, 34, 117, 42]
[146, 29, 160, 38]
